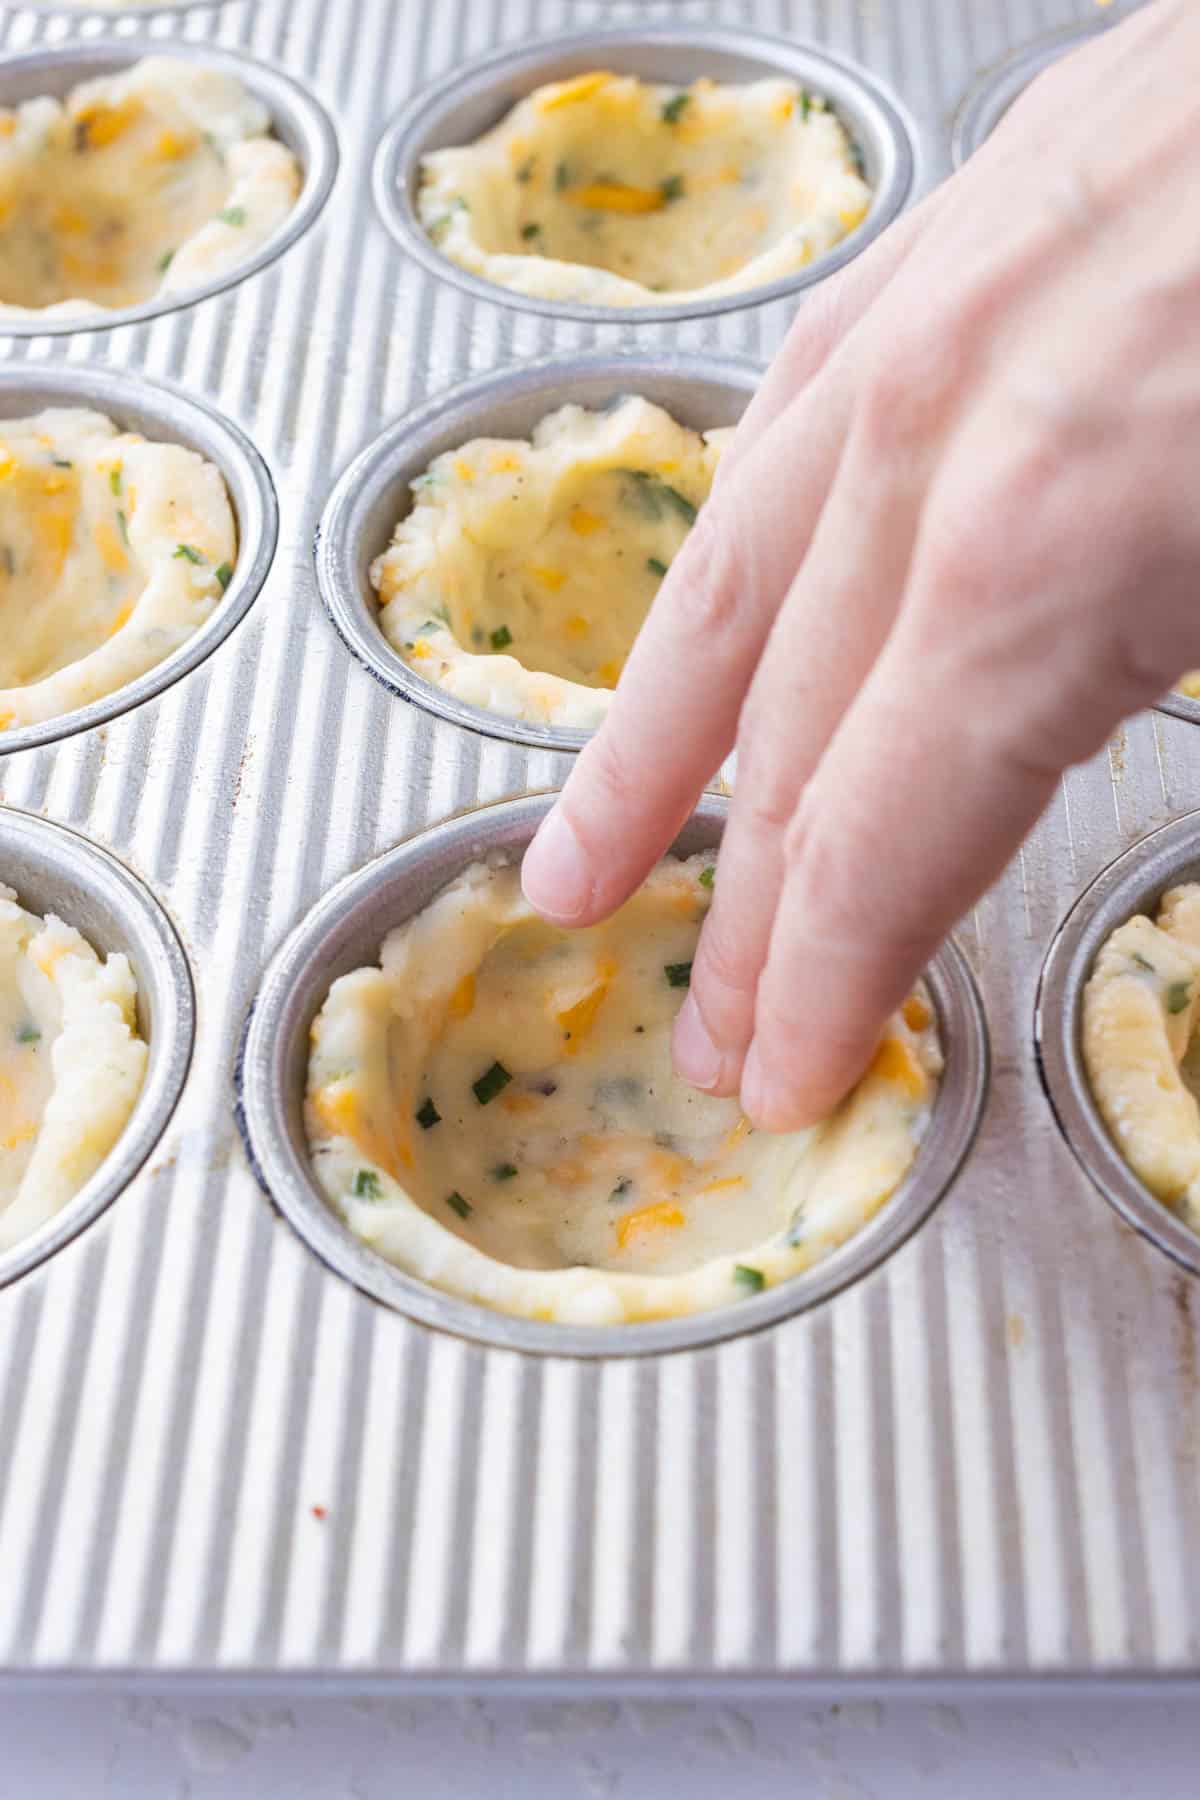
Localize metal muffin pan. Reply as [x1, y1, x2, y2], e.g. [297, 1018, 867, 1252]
[0, 38, 337, 338]
[0, 808, 193, 1290]
[316, 350, 760, 755]
[372, 23, 917, 327]
[0, 364, 278, 754]
[16, 0, 251, 13]
[1037, 809, 1200, 1281]
[238, 790, 990, 1358]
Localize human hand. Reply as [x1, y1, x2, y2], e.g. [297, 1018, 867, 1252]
[521, 0, 1200, 1131]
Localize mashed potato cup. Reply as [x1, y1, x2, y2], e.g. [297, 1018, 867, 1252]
[0, 43, 337, 335]
[239, 794, 989, 1355]
[0, 365, 277, 752]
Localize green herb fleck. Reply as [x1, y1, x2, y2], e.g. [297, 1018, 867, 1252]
[109, 465, 122, 497]
[158, 249, 175, 274]
[610, 1176, 633, 1201]
[473, 1060, 512, 1106]
[491, 1162, 519, 1182]
[848, 136, 867, 180]
[799, 89, 812, 121]
[515, 156, 536, 183]
[353, 1168, 382, 1200]
[15, 1022, 40, 1045]
[661, 92, 691, 125]
[1168, 981, 1191, 1015]
[661, 484, 697, 525]
[1132, 952, 1155, 973]
[664, 961, 693, 989]
[660, 173, 685, 205]
[116, 510, 130, 546]
[446, 1190, 473, 1220]
[174, 543, 204, 565]
[554, 160, 571, 191]
[520, 221, 542, 241]
[50, 456, 73, 470]
[699, 865, 715, 890]
[734, 1263, 765, 1295]
[416, 1096, 441, 1130]
[219, 205, 247, 227]
[490, 624, 513, 650]
[214, 561, 234, 592]
[646, 556, 668, 579]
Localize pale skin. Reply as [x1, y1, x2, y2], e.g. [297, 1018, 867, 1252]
[521, 0, 1200, 1130]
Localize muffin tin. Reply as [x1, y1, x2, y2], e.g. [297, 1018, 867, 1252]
[2, 0, 1194, 1695]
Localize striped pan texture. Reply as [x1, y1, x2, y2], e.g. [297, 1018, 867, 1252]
[3, 0, 1195, 1683]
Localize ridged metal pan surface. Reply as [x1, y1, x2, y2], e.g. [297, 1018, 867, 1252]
[3, 0, 1196, 1690]
[238, 790, 990, 1357]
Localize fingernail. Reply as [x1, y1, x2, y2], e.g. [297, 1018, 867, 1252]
[741, 1041, 787, 1131]
[672, 993, 724, 1092]
[521, 808, 593, 922]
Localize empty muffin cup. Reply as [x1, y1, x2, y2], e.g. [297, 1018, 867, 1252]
[0, 808, 193, 1288]
[237, 792, 990, 1357]
[372, 24, 916, 326]
[316, 350, 760, 754]
[952, 17, 1119, 165]
[0, 40, 336, 336]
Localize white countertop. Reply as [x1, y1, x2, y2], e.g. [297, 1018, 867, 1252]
[4, 1694, 1199, 1797]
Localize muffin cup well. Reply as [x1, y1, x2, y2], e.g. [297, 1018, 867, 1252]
[0, 39, 337, 337]
[315, 350, 762, 754]
[372, 24, 916, 326]
[1037, 810, 1200, 1279]
[952, 17, 1117, 165]
[0, 364, 278, 752]
[237, 791, 990, 1357]
[0, 809, 193, 1289]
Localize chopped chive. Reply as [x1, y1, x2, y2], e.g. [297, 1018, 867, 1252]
[664, 961, 693, 989]
[116, 509, 129, 545]
[490, 624, 513, 650]
[699, 866, 715, 890]
[15, 1022, 40, 1045]
[646, 556, 668, 579]
[415, 1096, 441, 1130]
[799, 89, 812, 121]
[214, 561, 234, 591]
[472, 1060, 512, 1106]
[661, 484, 697, 525]
[520, 221, 541, 241]
[848, 136, 867, 180]
[660, 173, 685, 205]
[661, 91, 690, 125]
[50, 456, 73, 470]
[734, 1263, 765, 1295]
[1167, 981, 1191, 1015]
[174, 543, 204, 564]
[515, 156, 535, 183]
[554, 160, 571, 190]
[109, 465, 122, 496]
[352, 1168, 382, 1200]
[446, 1190, 473, 1220]
[610, 1176, 633, 1201]
[158, 249, 175, 274]
[218, 205, 247, 227]
[1131, 952, 1155, 973]
[491, 1162, 519, 1182]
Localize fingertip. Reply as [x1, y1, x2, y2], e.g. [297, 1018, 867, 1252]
[672, 992, 740, 1095]
[520, 806, 595, 925]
